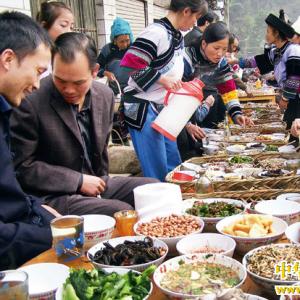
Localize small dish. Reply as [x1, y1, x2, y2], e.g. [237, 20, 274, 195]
[255, 200, 300, 225]
[277, 193, 300, 204]
[258, 169, 292, 177]
[18, 263, 69, 300]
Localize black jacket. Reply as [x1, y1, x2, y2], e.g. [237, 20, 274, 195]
[0, 103, 53, 270]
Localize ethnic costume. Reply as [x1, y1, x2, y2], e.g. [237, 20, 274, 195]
[120, 18, 183, 181]
[239, 42, 300, 129]
[183, 46, 243, 121]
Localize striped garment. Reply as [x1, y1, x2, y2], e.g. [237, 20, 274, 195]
[239, 42, 300, 101]
[183, 45, 242, 121]
[120, 17, 184, 104]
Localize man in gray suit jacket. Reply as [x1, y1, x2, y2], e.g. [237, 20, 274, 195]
[10, 32, 157, 216]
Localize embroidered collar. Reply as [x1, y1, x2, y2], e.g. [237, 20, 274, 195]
[155, 17, 183, 46]
[274, 41, 290, 55]
[273, 41, 291, 65]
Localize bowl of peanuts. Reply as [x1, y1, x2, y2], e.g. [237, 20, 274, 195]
[133, 214, 204, 255]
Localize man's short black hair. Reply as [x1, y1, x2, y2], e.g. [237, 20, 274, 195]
[0, 11, 52, 61]
[52, 32, 98, 69]
[197, 10, 219, 26]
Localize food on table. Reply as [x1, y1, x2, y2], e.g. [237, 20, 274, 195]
[186, 201, 244, 218]
[229, 156, 253, 164]
[265, 145, 279, 152]
[190, 246, 225, 254]
[222, 215, 274, 238]
[223, 173, 242, 180]
[62, 266, 155, 300]
[90, 237, 167, 266]
[226, 144, 246, 152]
[245, 142, 265, 149]
[256, 135, 273, 141]
[259, 169, 291, 177]
[259, 158, 287, 170]
[160, 261, 241, 296]
[136, 214, 201, 238]
[246, 245, 300, 280]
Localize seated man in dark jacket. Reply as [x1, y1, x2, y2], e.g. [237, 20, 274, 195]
[10, 32, 157, 218]
[0, 11, 59, 270]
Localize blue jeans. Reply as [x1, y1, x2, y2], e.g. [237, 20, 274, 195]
[128, 104, 182, 181]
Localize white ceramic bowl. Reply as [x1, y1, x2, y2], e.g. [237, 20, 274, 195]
[207, 133, 223, 142]
[279, 145, 296, 154]
[243, 244, 300, 297]
[153, 253, 247, 299]
[55, 267, 153, 300]
[216, 214, 288, 254]
[285, 222, 300, 244]
[87, 235, 168, 271]
[226, 144, 246, 155]
[133, 214, 204, 255]
[233, 167, 263, 178]
[18, 263, 69, 300]
[183, 198, 246, 232]
[254, 200, 300, 225]
[176, 233, 236, 257]
[277, 193, 300, 204]
[83, 214, 115, 250]
[203, 144, 219, 155]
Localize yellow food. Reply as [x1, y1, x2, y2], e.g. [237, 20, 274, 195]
[222, 215, 274, 238]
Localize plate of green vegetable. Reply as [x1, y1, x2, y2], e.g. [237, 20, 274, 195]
[183, 198, 246, 232]
[56, 266, 155, 300]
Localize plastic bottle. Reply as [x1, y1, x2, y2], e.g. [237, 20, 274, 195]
[195, 175, 214, 194]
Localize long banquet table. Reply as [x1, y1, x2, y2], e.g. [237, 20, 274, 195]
[23, 235, 289, 300]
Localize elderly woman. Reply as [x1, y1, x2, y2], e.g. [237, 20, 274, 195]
[97, 17, 133, 93]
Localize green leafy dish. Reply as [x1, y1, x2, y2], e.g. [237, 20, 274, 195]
[61, 266, 155, 300]
[186, 201, 244, 218]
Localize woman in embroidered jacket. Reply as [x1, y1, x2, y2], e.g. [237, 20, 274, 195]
[238, 10, 300, 131]
[183, 22, 252, 138]
[120, 0, 208, 181]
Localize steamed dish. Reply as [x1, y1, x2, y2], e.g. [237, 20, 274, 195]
[160, 260, 241, 296]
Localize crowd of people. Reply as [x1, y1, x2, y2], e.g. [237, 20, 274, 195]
[1, 0, 300, 270]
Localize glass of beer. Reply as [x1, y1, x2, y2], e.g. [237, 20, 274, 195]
[114, 210, 138, 236]
[0, 270, 29, 300]
[50, 215, 84, 262]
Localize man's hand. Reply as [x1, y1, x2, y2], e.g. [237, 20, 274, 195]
[158, 75, 182, 91]
[291, 118, 300, 138]
[80, 175, 106, 197]
[104, 71, 116, 82]
[186, 123, 206, 141]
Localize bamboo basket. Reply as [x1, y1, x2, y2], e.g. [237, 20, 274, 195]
[182, 189, 300, 203]
[219, 135, 289, 146]
[166, 152, 300, 194]
[229, 124, 287, 135]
